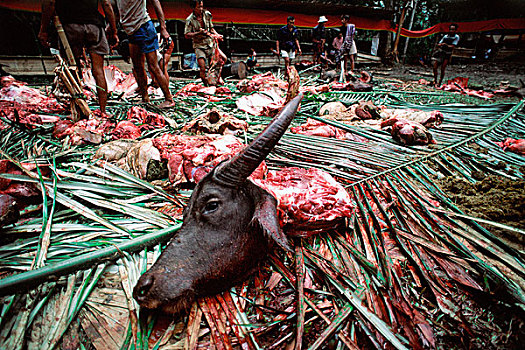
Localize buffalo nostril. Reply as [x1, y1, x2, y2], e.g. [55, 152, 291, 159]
[134, 274, 154, 301]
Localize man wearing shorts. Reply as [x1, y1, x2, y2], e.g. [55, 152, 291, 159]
[276, 16, 302, 74]
[184, 0, 227, 86]
[340, 14, 357, 79]
[39, 0, 119, 117]
[115, 0, 174, 108]
[432, 23, 460, 87]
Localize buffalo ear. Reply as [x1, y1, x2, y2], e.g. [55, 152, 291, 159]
[250, 190, 292, 252]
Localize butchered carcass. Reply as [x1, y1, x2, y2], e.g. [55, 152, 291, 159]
[133, 94, 303, 314]
[127, 106, 166, 131]
[0, 76, 63, 113]
[0, 160, 44, 212]
[381, 118, 436, 145]
[253, 167, 355, 237]
[290, 118, 368, 142]
[236, 71, 288, 94]
[112, 120, 142, 140]
[53, 116, 115, 145]
[153, 133, 266, 184]
[380, 108, 444, 128]
[291, 118, 347, 139]
[497, 138, 525, 155]
[236, 87, 284, 116]
[181, 108, 248, 135]
[440, 77, 494, 100]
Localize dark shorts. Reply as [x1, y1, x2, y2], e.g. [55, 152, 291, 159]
[63, 23, 109, 57]
[313, 42, 323, 54]
[129, 20, 159, 54]
[432, 50, 452, 64]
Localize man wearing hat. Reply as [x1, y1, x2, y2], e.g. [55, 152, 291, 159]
[312, 16, 328, 66]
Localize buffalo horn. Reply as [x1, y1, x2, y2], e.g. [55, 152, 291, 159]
[214, 93, 303, 187]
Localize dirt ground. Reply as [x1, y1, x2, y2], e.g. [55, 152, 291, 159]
[365, 61, 525, 89]
[438, 175, 525, 251]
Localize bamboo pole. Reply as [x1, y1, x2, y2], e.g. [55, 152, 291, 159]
[55, 55, 92, 120]
[54, 16, 76, 67]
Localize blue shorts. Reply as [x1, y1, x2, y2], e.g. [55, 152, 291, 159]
[129, 20, 159, 53]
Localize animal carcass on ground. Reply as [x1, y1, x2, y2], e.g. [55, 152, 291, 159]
[133, 94, 303, 314]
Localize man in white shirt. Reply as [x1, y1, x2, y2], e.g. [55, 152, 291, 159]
[431, 23, 460, 87]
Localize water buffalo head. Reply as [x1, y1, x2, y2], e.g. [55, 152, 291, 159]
[133, 94, 303, 314]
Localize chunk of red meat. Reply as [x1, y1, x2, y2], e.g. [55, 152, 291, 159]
[0, 76, 63, 112]
[381, 118, 435, 145]
[53, 117, 115, 145]
[291, 119, 345, 139]
[440, 76, 494, 100]
[253, 167, 355, 237]
[154, 134, 266, 184]
[497, 138, 525, 155]
[53, 119, 74, 139]
[127, 106, 165, 130]
[113, 120, 142, 139]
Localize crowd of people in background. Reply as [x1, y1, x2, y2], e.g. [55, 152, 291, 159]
[276, 14, 359, 79]
[38, 0, 465, 112]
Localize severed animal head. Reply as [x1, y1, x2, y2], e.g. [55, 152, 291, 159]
[133, 94, 303, 314]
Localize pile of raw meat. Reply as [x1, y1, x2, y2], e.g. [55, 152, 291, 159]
[53, 107, 165, 145]
[83, 65, 163, 99]
[496, 138, 525, 155]
[292, 100, 444, 146]
[153, 133, 266, 184]
[439, 77, 494, 100]
[253, 167, 356, 236]
[0, 76, 64, 129]
[0, 160, 46, 228]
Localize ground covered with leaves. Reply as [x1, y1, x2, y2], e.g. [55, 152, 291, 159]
[0, 61, 524, 349]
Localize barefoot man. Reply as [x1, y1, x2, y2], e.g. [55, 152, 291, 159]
[184, 0, 227, 86]
[115, 0, 174, 108]
[39, 0, 119, 117]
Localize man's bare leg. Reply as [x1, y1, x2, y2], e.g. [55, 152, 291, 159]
[439, 60, 449, 86]
[90, 52, 108, 115]
[195, 57, 206, 85]
[432, 60, 439, 86]
[129, 43, 150, 102]
[343, 54, 349, 78]
[145, 51, 174, 108]
[284, 57, 291, 75]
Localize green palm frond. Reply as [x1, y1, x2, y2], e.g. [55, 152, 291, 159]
[1, 79, 524, 349]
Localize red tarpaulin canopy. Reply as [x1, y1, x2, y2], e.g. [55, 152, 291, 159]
[1, 0, 525, 38]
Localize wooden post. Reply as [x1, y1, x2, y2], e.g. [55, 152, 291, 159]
[54, 16, 76, 67]
[391, 0, 410, 62]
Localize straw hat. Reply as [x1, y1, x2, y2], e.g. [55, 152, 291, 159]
[318, 16, 328, 23]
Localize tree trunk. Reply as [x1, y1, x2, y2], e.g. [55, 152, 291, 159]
[402, 0, 419, 62]
[391, 0, 409, 62]
[378, 0, 395, 60]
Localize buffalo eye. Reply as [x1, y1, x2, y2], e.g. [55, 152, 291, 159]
[202, 200, 220, 214]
